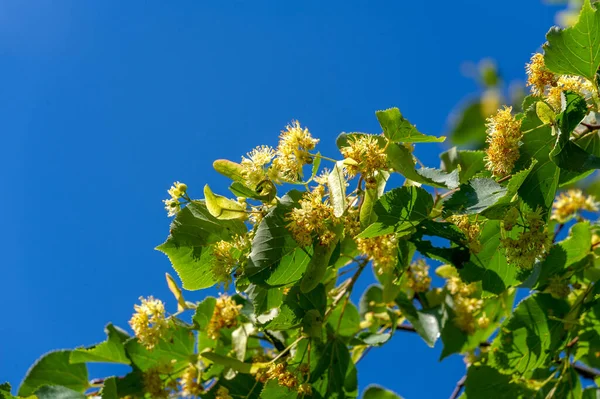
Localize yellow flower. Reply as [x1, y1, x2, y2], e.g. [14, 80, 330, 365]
[240, 146, 275, 189]
[525, 53, 556, 96]
[298, 383, 313, 395]
[215, 386, 233, 399]
[340, 134, 387, 179]
[501, 207, 552, 269]
[356, 234, 398, 275]
[552, 189, 598, 223]
[271, 120, 319, 182]
[453, 296, 483, 334]
[547, 276, 570, 299]
[407, 259, 431, 293]
[181, 364, 203, 397]
[546, 75, 594, 111]
[212, 240, 237, 288]
[484, 106, 522, 177]
[207, 295, 242, 339]
[502, 207, 520, 231]
[446, 276, 477, 297]
[263, 363, 299, 389]
[143, 368, 168, 398]
[163, 181, 187, 217]
[129, 296, 169, 350]
[447, 215, 482, 253]
[286, 185, 335, 247]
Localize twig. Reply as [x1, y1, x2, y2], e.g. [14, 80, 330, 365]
[581, 122, 600, 130]
[448, 375, 466, 399]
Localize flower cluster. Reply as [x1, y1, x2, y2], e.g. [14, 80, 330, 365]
[212, 240, 237, 287]
[271, 120, 319, 182]
[256, 363, 299, 389]
[484, 106, 522, 177]
[207, 295, 242, 339]
[546, 75, 594, 111]
[180, 363, 203, 396]
[356, 234, 398, 275]
[215, 386, 233, 399]
[240, 145, 276, 189]
[143, 367, 173, 399]
[525, 53, 557, 96]
[448, 215, 482, 253]
[547, 276, 570, 299]
[446, 276, 486, 334]
[340, 134, 388, 182]
[163, 181, 188, 217]
[552, 189, 598, 223]
[129, 296, 169, 349]
[502, 207, 520, 231]
[501, 207, 552, 269]
[286, 185, 336, 246]
[406, 259, 431, 293]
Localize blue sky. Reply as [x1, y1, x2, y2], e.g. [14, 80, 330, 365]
[0, 1, 566, 396]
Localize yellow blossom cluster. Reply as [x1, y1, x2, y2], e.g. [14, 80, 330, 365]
[501, 207, 552, 269]
[502, 207, 520, 231]
[163, 181, 188, 217]
[215, 386, 233, 399]
[406, 259, 431, 293]
[526, 53, 557, 96]
[129, 296, 169, 350]
[526, 53, 595, 111]
[212, 240, 237, 287]
[340, 135, 388, 182]
[484, 106, 522, 177]
[356, 234, 398, 275]
[552, 189, 598, 223]
[180, 364, 203, 397]
[207, 295, 242, 339]
[343, 207, 362, 238]
[143, 367, 170, 398]
[256, 363, 299, 390]
[448, 215, 482, 253]
[445, 276, 486, 334]
[271, 120, 319, 182]
[240, 145, 276, 189]
[286, 185, 336, 246]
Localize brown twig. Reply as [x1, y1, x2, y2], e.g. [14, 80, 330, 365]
[581, 122, 600, 130]
[448, 375, 467, 399]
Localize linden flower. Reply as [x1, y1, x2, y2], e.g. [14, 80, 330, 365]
[215, 386, 233, 399]
[501, 207, 552, 269]
[546, 75, 594, 111]
[547, 276, 570, 299]
[340, 134, 388, 180]
[356, 234, 398, 275]
[271, 120, 319, 182]
[526, 53, 556, 96]
[212, 240, 236, 287]
[181, 364, 203, 397]
[446, 276, 477, 297]
[454, 296, 483, 334]
[260, 363, 299, 389]
[286, 185, 335, 247]
[502, 207, 520, 231]
[484, 106, 522, 177]
[447, 215, 482, 253]
[407, 259, 431, 293]
[207, 295, 242, 339]
[552, 189, 598, 223]
[240, 145, 275, 189]
[163, 181, 187, 217]
[129, 296, 169, 350]
[143, 368, 169, 399]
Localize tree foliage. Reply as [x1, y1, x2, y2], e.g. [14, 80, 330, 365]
[7, 2, 600, 398]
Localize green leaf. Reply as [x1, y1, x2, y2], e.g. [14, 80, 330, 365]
[543, 0, 600, 81]
[377, 107, 445, 143]
[246, 284, 283, 315]
[444, 178, 507, 215]
[18, 351, 88, 397]
[559, 130, 600, 185]
[34, 386, 86, 399]
[386, 143, 458, 189]
[125, 326, 195, 371]
[463, 365, 534, 399]
[550, 92, 600, 172]
[448, 101, 487, 146]
[440, 148, 486, 184]
[362, 385, 403, 399]
[70, 324, 130, 365]
[0, 383, 14, 399]
[327, 301, 361, 337]
[202, 373, 262, 399]
[260, 380, 298, 399]
[156, 201, 246, 290]
[193, 296, 217, 330]
[201, 352, 252, 374]
[516, 113, 560, 215]
[395, 292, 441, 347]
[360, 171, 389, 229]
[489, 293, 569, 374]
[575, 303, 600, 369]
[582, 387, 600, 399]
[100, 377, 117, 399]
[357, 186, 433, 239]
[300, 237, 339, 293]
[328, 161, 347, 218]
[359, 285, 387, 317]
[311, 339, 350, 395]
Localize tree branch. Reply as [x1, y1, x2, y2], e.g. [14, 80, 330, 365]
[448, 375, 466, 399]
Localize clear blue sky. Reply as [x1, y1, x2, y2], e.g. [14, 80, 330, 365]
[1, 1, 566, 396]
